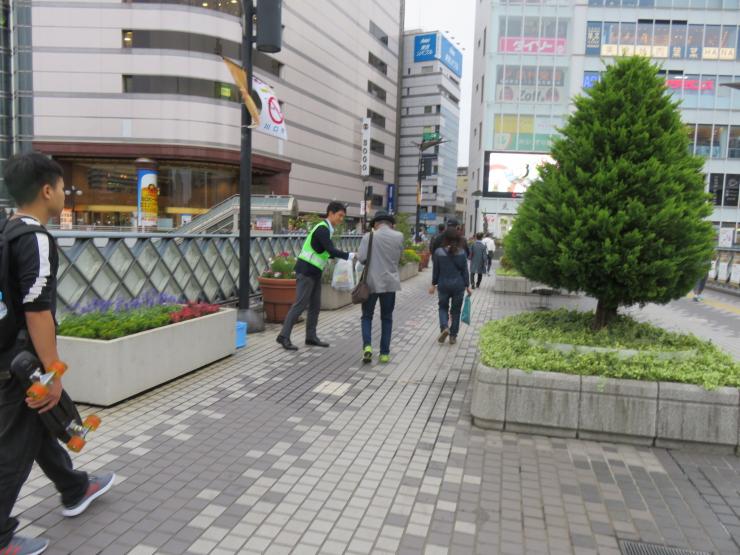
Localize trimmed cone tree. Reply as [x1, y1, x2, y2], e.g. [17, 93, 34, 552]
[504, 56, 715, 329]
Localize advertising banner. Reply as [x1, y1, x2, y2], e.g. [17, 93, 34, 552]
[719, 229, 734, 248]
[499, 37, 567, 55]
[137, 168, 158, 227]
[414, 33, 437, 62]
[483, 152, 554, 198]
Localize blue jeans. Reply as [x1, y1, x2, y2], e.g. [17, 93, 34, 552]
[361, 293, 396, 355]
[438, 287, 464, 337]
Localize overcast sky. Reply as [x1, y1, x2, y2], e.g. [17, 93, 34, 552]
[404, 0, 477, 167]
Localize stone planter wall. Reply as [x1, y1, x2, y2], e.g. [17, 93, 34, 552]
[59, 309, 236, 407]
[400, 263, 420, 282]
[471, 362, 740, 453]
[321, 283, 352, 310]
[493, 274, 549, 295]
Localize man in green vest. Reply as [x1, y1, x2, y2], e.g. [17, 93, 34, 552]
[277, 201, 353, 351]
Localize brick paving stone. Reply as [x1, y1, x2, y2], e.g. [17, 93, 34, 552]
[9, 272, 740, 554]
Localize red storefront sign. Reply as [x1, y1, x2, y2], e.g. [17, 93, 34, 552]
[665, 79, 715, 92]
[499, 37, 567, 55]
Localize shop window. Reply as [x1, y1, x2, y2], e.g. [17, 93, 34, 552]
[717, 75, 734, 109]
[687, 25, 703, 60]
[712, 125, 728, 159]
[620, 23, 636, 56]
[686, 124, 696, 154]
[704, 25, 721, 60]
[122, 74, 240, 103]
[636, 21, 653, 57]
[653, 22, 669, 58]
[720, 26, 737, 60]
[695, 124, 713, 158]
[729, 126, 740, 158]
[724, 175, 740, 207]
[709, 174, 724, 206]
[699, 74, 717, 109]
[681, 74, 701, 108]
[670, 22, 687, 59]
[125, 0, 241, 16]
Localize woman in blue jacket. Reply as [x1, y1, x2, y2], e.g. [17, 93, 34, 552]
[429, 228, 471, 345]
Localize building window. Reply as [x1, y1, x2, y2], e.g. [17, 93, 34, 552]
[123, 74, 240, 103]
[369, 166, 384, 181]
[478, 122, 482, 150]
[369, 21, 388, 46]
[421, 65, 434, 74]
[424, 105, 433, 114]
[481, 75, 485, 103]
[370, 139, 385, 155]
[368, 52, 387, 75]
[367, 109, 385, 128]
[729, 126, 740, 158]
[119, 29, 282, 77]
[123, 0, 241, 16]
[499, 16, 569, 55]
[367, 81, 387, 102]
[483, 27, 487, 52]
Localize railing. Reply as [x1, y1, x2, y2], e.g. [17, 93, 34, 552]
[52, 232, 361, 314]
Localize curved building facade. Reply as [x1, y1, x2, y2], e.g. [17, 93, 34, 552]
[1, 0, 403, 229]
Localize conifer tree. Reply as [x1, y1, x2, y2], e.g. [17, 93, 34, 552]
[504, 56, 715, 329]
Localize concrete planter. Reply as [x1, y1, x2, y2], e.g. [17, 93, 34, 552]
[59, 309, 236, 407]
[656, 383, 739, 451]
[321, 283, 352, 310]
[400, 263, 419, 282]
[493, 273, 548, 295]
[471, 362, 740, 452]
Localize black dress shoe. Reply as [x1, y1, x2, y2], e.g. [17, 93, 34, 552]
[305, 338, 330, 347]
[276, 336, 298, 351]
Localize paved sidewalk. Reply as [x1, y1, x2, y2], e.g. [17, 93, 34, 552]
[10, 272, 740, 554]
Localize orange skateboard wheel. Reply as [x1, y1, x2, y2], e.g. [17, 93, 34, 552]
[84, 415, 101, 430]
[67, 436, 86, 452]
[48, 361, 68, 377]
[27, 382, 49, 400]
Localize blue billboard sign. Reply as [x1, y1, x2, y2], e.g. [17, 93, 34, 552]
[440, 36, 462, 77]
[414, 33, 437, 62]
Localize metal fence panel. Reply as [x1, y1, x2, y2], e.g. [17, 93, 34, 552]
[53, 232, 362, 313]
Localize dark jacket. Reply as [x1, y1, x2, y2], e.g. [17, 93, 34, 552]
[432, 246, 470, 290]
[295, 222, 350, 278]
[470, 241, 488, 274]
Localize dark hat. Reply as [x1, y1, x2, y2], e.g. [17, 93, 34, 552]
[371, 210, 395, 225]
[446, 217, 460, 227]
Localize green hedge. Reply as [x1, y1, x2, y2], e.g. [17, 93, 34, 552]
[479, 309, 740, 389]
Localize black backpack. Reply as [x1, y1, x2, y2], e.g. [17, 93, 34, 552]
[0, 214, 54, 353]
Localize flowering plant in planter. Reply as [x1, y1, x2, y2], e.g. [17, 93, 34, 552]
[261, 252, 297, 279]
[59, 291, 222, 340]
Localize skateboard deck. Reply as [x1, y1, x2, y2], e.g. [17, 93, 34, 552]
[10, 350, 100, 452]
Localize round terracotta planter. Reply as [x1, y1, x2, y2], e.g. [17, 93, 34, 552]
[420, 252, 431, 269]
[258, 276, 297, 323]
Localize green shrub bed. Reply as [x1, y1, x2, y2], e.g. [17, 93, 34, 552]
[480, 309, 740, 389]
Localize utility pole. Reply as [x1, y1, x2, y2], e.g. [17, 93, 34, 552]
[414, 134, 446, 242]
[238, 0, 282, 332]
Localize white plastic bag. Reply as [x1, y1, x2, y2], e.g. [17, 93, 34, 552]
[332, 259, 356, 291]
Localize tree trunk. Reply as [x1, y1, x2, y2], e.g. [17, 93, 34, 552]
[593, 300, 618, 330]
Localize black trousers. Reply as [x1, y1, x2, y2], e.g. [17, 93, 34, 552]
[473, 273, 483, 288]
[0, 377, 88, 548]
[279, 273, 322, 341]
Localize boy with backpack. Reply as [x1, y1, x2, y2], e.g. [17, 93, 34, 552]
[0, 152, 114, 555]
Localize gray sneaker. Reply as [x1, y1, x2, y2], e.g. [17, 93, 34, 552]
[0, 536, 49, 555]
[62, 471, 115, 517]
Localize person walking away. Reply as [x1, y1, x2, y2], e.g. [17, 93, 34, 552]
[470, 233, 488, 290]
[482, 233, 496, 275]
[277, 202, 353, 351]
[429, 223, 445, 254]
[358, 211, 404, 364]
[0, 152, 115, 555]
[693, 271, 709, 302]
[429, 228, 471, 345]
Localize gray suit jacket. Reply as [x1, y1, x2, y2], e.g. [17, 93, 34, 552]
[358, 224, 405, 293]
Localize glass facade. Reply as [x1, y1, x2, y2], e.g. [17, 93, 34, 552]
[486, 1, 740, 243]
[123, 0, 241, 17]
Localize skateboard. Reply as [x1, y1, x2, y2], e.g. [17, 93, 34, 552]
[10, 351, 101, 452]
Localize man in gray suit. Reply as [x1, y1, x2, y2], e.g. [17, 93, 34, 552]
[357, 211, 404, 364]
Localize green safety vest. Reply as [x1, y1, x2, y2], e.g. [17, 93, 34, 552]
[298, 221, 331, 271]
